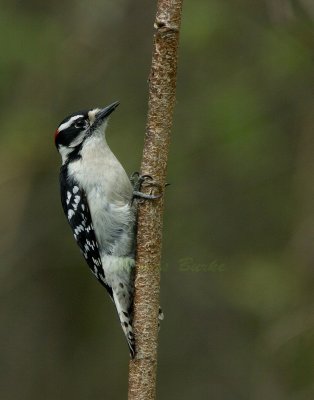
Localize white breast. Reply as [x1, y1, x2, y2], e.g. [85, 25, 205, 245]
[68, 133, 135, 257]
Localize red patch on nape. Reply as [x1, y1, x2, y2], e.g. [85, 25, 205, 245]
[54, 129, 59, 143]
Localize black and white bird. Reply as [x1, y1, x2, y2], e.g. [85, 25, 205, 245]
[54, 102, 156, 357]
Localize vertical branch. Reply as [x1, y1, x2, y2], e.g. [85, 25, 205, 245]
[128, 1, 183, 399]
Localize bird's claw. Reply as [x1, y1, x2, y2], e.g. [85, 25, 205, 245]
[131, 173, 163, 202]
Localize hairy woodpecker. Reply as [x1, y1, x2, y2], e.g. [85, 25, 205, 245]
[54, 102, 154, 357]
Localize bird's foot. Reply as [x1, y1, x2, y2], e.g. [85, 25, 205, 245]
[131, 172, 163, 202]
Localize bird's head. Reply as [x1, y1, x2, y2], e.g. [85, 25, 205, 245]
[54, 101, 119, 163]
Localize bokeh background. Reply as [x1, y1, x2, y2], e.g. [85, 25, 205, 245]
[1, 1, 314, 399]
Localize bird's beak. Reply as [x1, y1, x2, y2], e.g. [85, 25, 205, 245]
[95, 101, 120, 123]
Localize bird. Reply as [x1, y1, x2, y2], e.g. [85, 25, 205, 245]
[54, 101, 160, 357]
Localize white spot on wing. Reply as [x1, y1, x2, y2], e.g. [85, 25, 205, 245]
[68, 209, 75, 220]
[74, 225, 84, 235]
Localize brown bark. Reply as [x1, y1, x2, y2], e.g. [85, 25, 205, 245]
[127, 1, 183, 399]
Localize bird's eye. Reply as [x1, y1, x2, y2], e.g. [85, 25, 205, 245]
[74, 120, 86, 129]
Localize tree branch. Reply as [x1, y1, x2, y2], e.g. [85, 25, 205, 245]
[128, 1, 183, 399]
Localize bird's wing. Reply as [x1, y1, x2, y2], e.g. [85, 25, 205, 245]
[60, 171, 113, 298]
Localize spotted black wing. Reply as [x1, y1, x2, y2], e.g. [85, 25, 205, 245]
[60, 168, 112, 298]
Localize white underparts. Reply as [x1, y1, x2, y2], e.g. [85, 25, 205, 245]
[64, 119, 136, 355]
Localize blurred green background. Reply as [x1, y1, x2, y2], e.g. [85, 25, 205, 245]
[1, 0, 313, 399]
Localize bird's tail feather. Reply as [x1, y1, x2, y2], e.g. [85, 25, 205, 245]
[112, 290, 135, 358]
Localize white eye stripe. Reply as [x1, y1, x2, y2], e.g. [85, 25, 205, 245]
[58, 115, 84, 132]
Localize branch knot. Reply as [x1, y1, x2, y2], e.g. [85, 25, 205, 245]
[154, 17, 179, 34]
